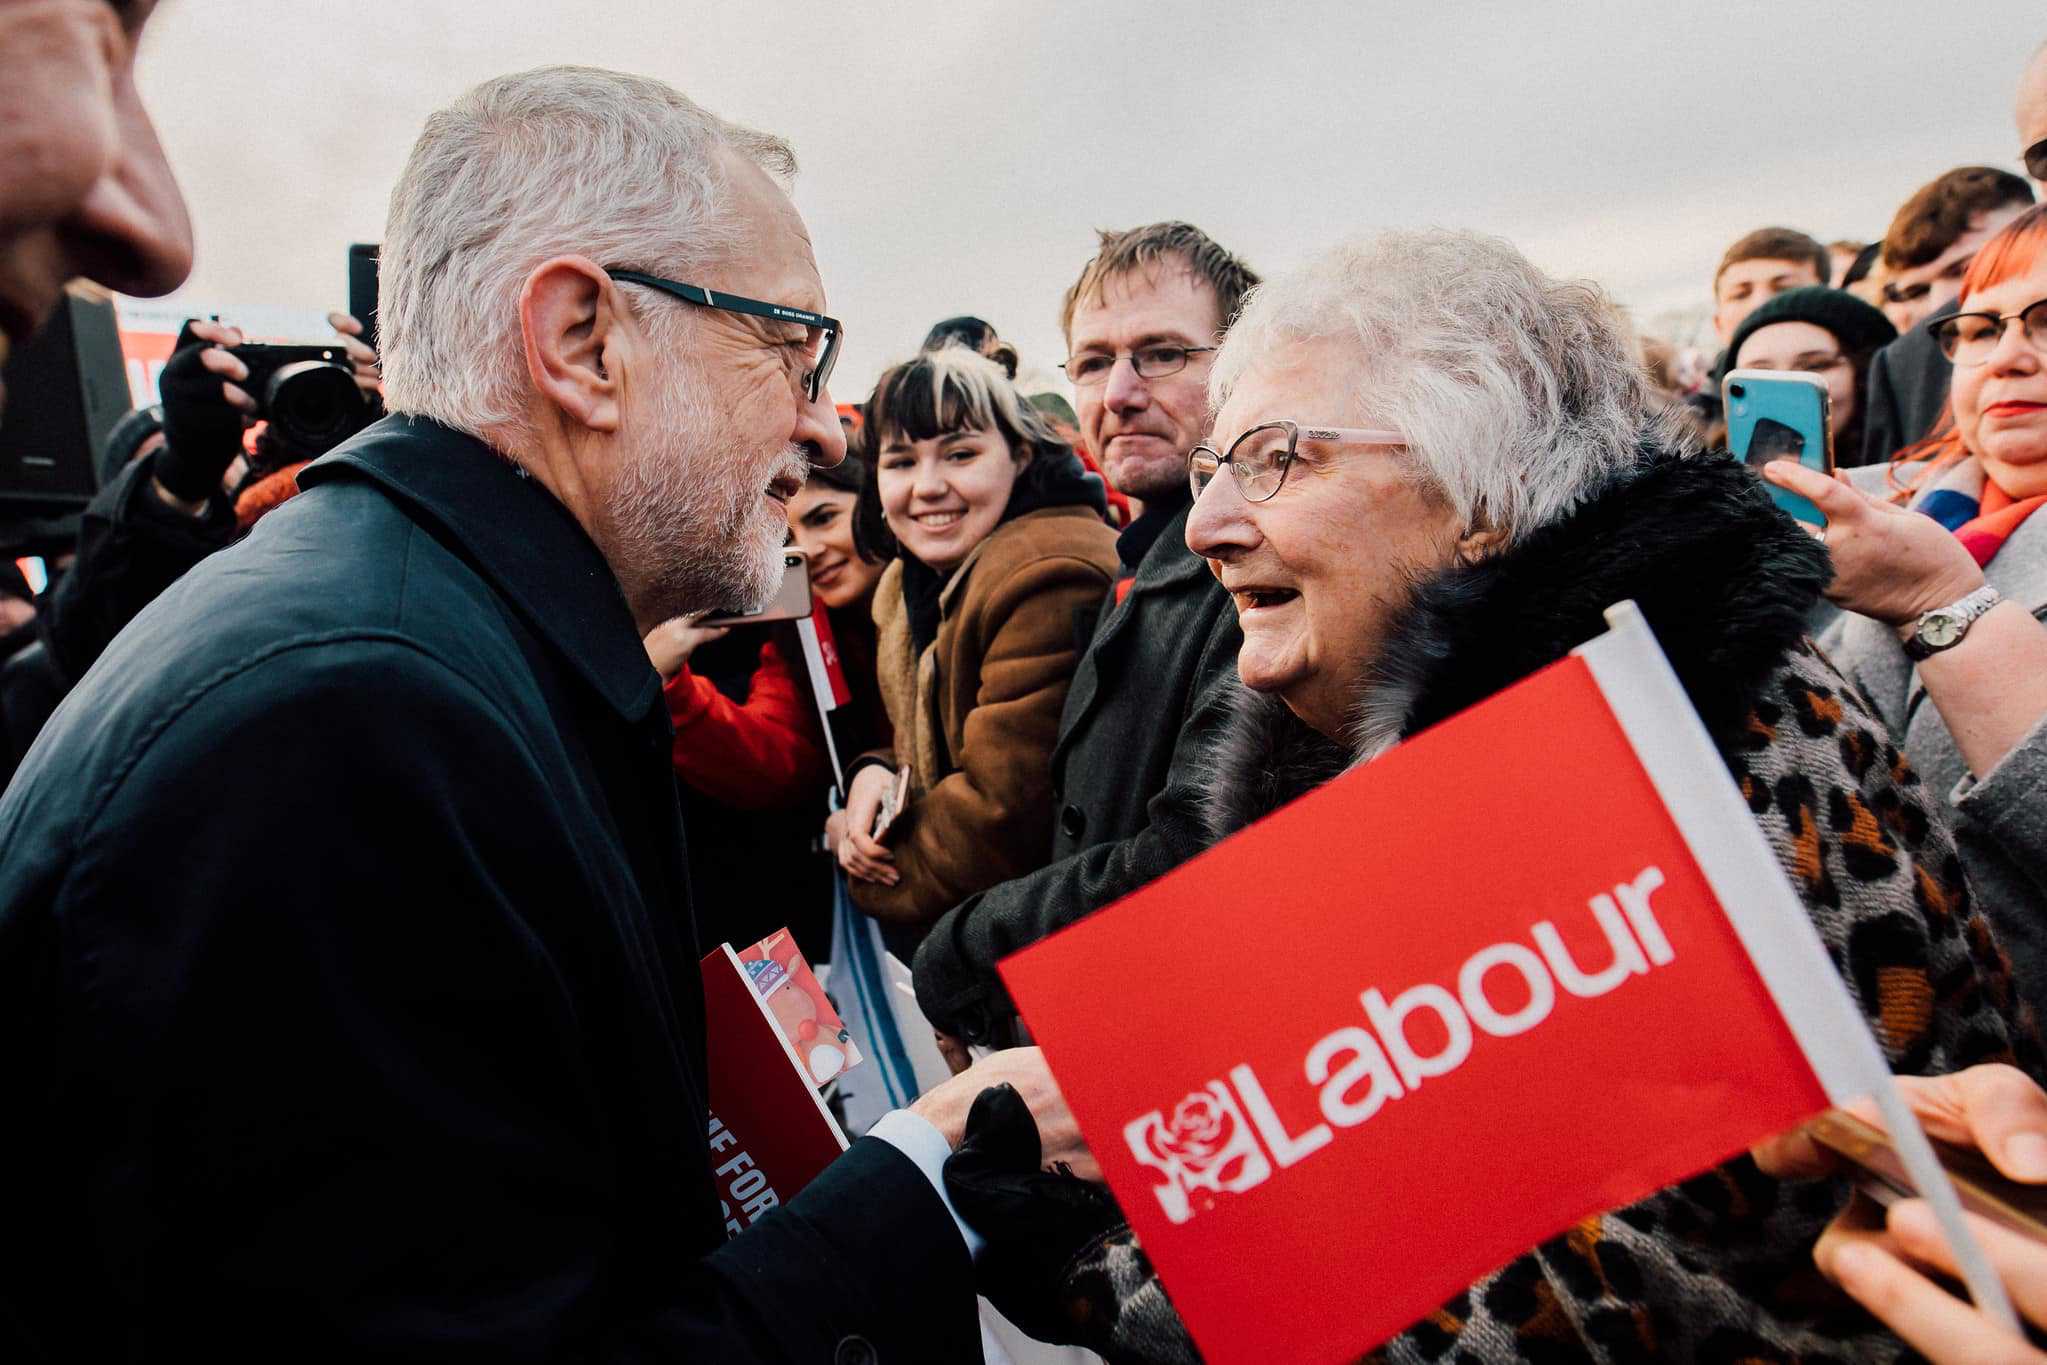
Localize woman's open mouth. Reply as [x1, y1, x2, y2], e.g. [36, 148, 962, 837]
[1233, 587, 1300, 614]
[912, 510, 966, 529]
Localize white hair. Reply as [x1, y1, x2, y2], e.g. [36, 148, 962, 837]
[1211, 229, 1677, 543]
[379, 65, 796, 445]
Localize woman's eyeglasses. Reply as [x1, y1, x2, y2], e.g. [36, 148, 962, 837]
[1930, 297, 2047, 367]
[1187, 420, 1405, 503]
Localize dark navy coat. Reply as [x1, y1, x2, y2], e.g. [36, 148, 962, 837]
[0, 415, 976, 1363]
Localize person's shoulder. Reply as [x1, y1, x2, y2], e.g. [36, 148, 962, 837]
[0, 627, 520, 897]
[979, 507, 1120, 578]
[1734, 639, 1896, 780]
[111, 478, 519, 696]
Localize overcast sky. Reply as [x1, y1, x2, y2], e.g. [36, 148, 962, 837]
[135, 1, 2044, 395]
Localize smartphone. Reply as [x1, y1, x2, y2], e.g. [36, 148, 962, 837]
[870, 764, 912, 842]
[700, 550, 811, 626]
[1809, 1109, 2047, 1243]
[1722, 368, 1832, 527]
[347, 243, 380, 353]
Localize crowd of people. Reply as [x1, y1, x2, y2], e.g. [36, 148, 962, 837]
[5, 7, 2047, 1361]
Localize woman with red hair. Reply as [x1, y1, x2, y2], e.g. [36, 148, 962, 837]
[1772, 204, 2047, 1027]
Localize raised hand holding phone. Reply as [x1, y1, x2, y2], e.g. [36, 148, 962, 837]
[1724, 368, 1834, 525]
[1761, 461, 1986, 626]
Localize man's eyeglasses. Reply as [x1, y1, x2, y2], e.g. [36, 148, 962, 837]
[1930, 296, 2047, 367]
[1061, 344, 1215, 387]
[605, 267, 842, 403]
[2026, 137, 2047, 185]
[1187, 420, 1405, 503]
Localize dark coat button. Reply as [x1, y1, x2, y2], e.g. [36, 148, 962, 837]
[834, 1335, 878, 1365]
[1060, 804, 1086, 839]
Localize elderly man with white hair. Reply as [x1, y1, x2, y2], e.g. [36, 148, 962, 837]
[966, 229, 2039, 1363]
[0, 66, 1087, 1362]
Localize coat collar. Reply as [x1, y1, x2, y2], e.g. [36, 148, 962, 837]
[1200, 445, 1832, 839]
[298, 414, 663, 723]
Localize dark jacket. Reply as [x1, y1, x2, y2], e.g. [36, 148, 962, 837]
[912, 503, 1241, 1043]
[0, 453, 236, 788]
[0, 415, 979, 1363]
[1859, 299, 1956, 465]
[1033, 449, 2039, 1364]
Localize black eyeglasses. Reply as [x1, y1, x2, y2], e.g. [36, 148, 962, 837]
[1060, 344, 1216, 387]
[605, 267, 842, 403]
[1187, 420, 1405, 503]
[1930, 296, 2047, 367]
[2027, 137, 2047, 185]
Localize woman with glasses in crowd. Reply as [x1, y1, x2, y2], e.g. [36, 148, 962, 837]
[961, 228, 2037, 1365]
[835, 346, 1118, 955]
[1723, 285, 1897, 468]
[1774, 204, 2047, 1032]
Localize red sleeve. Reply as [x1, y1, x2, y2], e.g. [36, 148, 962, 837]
[665, 637, 830, 810]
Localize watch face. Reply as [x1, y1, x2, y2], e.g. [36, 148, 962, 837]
[1922, 613, 1964, 648]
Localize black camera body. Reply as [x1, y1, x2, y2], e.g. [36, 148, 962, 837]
[226, 342, 371, 459]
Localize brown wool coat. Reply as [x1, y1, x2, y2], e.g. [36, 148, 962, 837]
[851, 506, 1119, 932]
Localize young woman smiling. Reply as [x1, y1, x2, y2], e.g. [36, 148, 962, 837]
[837, 347, 1118, 949]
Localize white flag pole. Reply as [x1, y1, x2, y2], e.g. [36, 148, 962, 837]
[1575, 600, 2018, 1331]
[794, 613, 847, 796]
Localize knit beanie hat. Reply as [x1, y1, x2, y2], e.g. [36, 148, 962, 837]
[1724, 286, 1897, 379]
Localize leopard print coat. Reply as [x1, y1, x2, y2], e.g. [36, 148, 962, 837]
[1044, 449, 2043, 1364]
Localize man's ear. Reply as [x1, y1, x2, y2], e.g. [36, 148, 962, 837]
[1456, 524, 1506, 562]
[519, 256, 623, 434]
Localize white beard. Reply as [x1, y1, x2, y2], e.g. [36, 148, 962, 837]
[602, 365, 809, 625]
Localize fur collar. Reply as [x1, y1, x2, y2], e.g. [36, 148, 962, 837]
[1202, 447, 1831, 840]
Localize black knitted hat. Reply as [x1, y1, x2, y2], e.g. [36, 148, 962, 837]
[1724, 286, 1897, 379]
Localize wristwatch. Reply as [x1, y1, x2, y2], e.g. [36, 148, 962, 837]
[1901, 584, 2002, 661]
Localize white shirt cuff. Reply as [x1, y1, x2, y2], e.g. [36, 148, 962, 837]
[866, 1108, 986, 1260]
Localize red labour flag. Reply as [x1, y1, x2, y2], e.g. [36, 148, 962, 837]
[999, 605, 1968, 1363]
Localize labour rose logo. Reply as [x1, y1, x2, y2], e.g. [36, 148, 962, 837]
[1124, 1080, 1273, 1224]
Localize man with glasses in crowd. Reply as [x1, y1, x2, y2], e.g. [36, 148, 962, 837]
[913, 222, 1259, 1051]
[0, 65, 1092, 1362]
[1863, 159, 2038, 464]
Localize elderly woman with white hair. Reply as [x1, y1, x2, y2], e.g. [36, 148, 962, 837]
[963, 230, 2039, 1364]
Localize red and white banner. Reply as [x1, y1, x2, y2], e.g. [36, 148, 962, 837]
[1001, 602, 2009, 1363]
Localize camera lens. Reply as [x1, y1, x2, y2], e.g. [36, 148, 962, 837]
[265, 360, 368, 457]
[1728, 384, 1746, 399]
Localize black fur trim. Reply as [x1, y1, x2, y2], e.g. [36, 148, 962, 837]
[1198, 682, 1349, 841]
[1203, 449, 1830, 839]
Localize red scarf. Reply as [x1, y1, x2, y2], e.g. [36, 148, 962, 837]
[1954, 479, 2047, 568]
